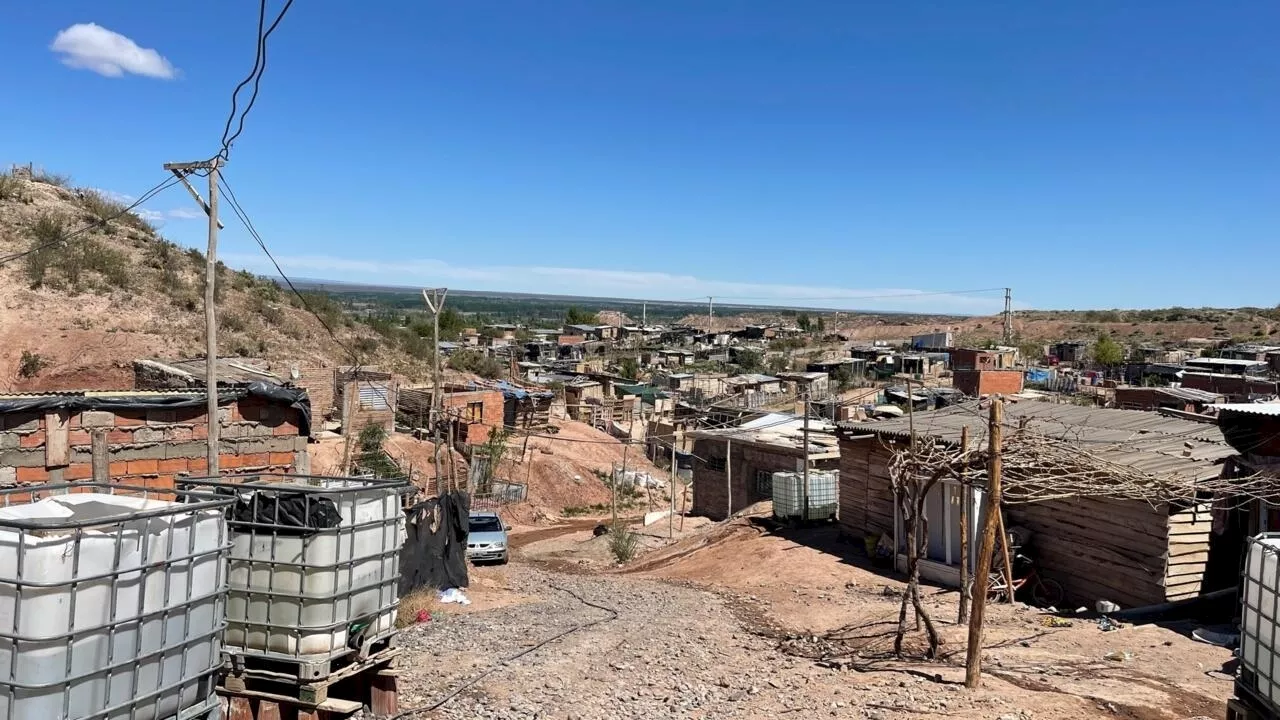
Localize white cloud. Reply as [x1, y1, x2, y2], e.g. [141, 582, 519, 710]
[135, 209, 164, 222]
[219, 253, 1010, 314]
[50, 23, 177, 79]
[164, 207, 206, 220]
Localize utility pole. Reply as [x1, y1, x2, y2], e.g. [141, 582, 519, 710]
[1002, 288, 1013, 344]
[642, 301, 647, 328]
[669, 439, 677, 539]
[801, 387, 811, 522]
[707, 296, 714, 333]
[164, 159, 224, 475]
[957, 425, 971, 624]
[422, 288, 448, 488]
[966, 396, 1004, 689]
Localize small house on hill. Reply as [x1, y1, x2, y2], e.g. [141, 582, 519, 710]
[837, 402, 1236, 608]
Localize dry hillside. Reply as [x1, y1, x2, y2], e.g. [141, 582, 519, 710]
[0, 171, 431, 392]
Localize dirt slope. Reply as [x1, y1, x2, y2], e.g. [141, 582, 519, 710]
[0, 172, 428, 392]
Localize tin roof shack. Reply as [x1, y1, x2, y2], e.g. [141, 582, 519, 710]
[952, 369, 1024, 397]
[334, 368, 396, 434]
[1182, 373, 1280, 402]
[1050, 342, 1089, 365]
[0, 386, 311, 489]
[722, 374, 784, 409]
[910, 332, 954, 351]
[563, 377, 604, 423]
[662, 373, 728, 403]
[836, 402, 1234, 607]
[655, 349, 695, 367]
[1114, 386, 1224, 413]
[689, 416, 840, 520]
[777, 372, 831, 401]
[1219, 345, 1280, 363]
[1216, 405, 1280, 537]
[1185, 357, 1270, 376]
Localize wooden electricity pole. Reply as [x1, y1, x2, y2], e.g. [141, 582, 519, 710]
[966, 397, 1004, 689]
[669, 440, 677, 539]
[725, 438, 732, 519]
[707, 296, 714, 333]
[164, 159, 225, 475]
[801, 387, 811, 522]
[957, 425, 971, 624]
[422, 288, 448, 489]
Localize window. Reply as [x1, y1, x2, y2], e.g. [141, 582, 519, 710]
[704, 456, 726, 472]
[463, 401, 484, 423]
[755, 470, 773, 500]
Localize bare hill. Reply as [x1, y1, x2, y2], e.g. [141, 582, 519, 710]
[0, 170, 431, 392]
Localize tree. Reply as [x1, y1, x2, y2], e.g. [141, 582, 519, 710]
[767, 354, 789, 374]
[735, 349, 763, 373]
[815, 316, 826, 334]
[1091, 333, 1124, 367]
[618, 356, 640, 380]
[797, 313, 812, 332]
[565, 306, 599, 325]
[831, 362, 856, 390]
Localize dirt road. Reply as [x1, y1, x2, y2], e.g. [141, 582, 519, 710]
[392, 518, 1233, 720]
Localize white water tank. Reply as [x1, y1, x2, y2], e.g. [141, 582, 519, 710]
[203, 475, 407, 670]
[1243, 534, 1280, 713]
[0, 490, 229, 720]
[772, 470, 838, 521]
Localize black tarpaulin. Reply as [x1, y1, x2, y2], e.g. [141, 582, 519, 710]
[399, 491, 470, 593]
[0, 381, 312, 435]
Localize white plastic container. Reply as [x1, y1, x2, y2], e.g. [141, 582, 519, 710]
[1242, 534, 1280, 712]
[215, 476, 406, 666]
[0, 490, 229, 720]
[772, 470, 839, 521]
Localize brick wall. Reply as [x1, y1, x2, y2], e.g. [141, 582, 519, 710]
[442, 390, 505, 445]
[953, 370, 1024, 397]
[0, 397, 308, 491]
[1182, 372, 1278, 400]
[294, 366, 336, 419]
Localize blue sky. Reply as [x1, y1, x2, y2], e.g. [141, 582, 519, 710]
[2, 2, 1277, 314]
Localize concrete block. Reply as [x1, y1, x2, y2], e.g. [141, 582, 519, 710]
[0, 450, 45, 468]
[164, 441, 208, 459]
[0, 433, 19, 450]
[133, 427, 166, 443]
[0, 467, 15, 487]
[243, 423, 273, 438]
[294, 436, 309, 452]
[80, 411, 116, 428]
[47, 468, 64, 484]
[112, 444, 168, 461]
[217, 407, 232, 426]
[293, 450, 311, 475]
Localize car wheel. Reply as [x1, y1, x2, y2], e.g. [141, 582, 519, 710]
[498, 553, 509, 565]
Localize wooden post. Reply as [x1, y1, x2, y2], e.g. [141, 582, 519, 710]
[957, 425, 971, 624]
[371, 670, 400, 715]
[669, 440, 677, 539]
[725, 438, 732, 519]
[997, 506, 1016, 604]
[965, 397, 1003, 689]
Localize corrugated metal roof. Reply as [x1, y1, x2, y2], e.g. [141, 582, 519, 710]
[1186, 357, 1268, 368]
[1212, 403, 1280, 416]
[839, 401, 1232, 480]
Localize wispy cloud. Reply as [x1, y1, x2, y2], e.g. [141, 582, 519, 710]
[134, 207, 204, 224]
[50, 23, 177, 79]
[220, 253, 1009, 314]
[163, 207, 206, 220]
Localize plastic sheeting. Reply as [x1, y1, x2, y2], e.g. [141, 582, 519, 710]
[230, 492, 342, 535]
[0, 381, 312, 435]
[399, 491, 470, 593]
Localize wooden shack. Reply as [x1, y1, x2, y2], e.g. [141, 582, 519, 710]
[837, 402, 1234, 608]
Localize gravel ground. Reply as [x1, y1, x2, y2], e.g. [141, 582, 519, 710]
[391, 566, 1052, 720]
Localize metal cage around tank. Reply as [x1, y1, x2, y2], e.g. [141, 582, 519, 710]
[176, 473, 410, 677]
[0, 481, 233, 720]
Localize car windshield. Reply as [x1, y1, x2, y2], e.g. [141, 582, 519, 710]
[469, 516, 503, 533]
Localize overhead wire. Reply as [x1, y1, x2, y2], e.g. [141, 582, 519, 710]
[213, 0, 297, 163]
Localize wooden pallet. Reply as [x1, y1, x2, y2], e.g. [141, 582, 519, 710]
[225, 635, 397, 682]
[220, 646, 401, 720]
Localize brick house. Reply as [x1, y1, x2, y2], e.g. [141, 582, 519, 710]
[441, 389, 505, 445]
[0, 387, 311, 490]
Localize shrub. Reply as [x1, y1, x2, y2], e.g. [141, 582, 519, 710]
[607, 523, 640, 563]
[219, 312, 247, 333]
[32, 170, 71, 187]
[18, 351, 47, 378]
[448, 349, 503, 379]
[0, 173, 25, 201]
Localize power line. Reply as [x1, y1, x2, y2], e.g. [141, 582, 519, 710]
[214, 0, 296, 162]
[0, 175, 182, 267]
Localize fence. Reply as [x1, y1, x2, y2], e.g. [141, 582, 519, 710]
[470, 480, 528, 512]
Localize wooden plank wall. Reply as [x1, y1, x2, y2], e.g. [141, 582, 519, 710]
[1006, 496, 1172, 609]
[1165, 501, 1213, 601]
[836, 437, 895, 539]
